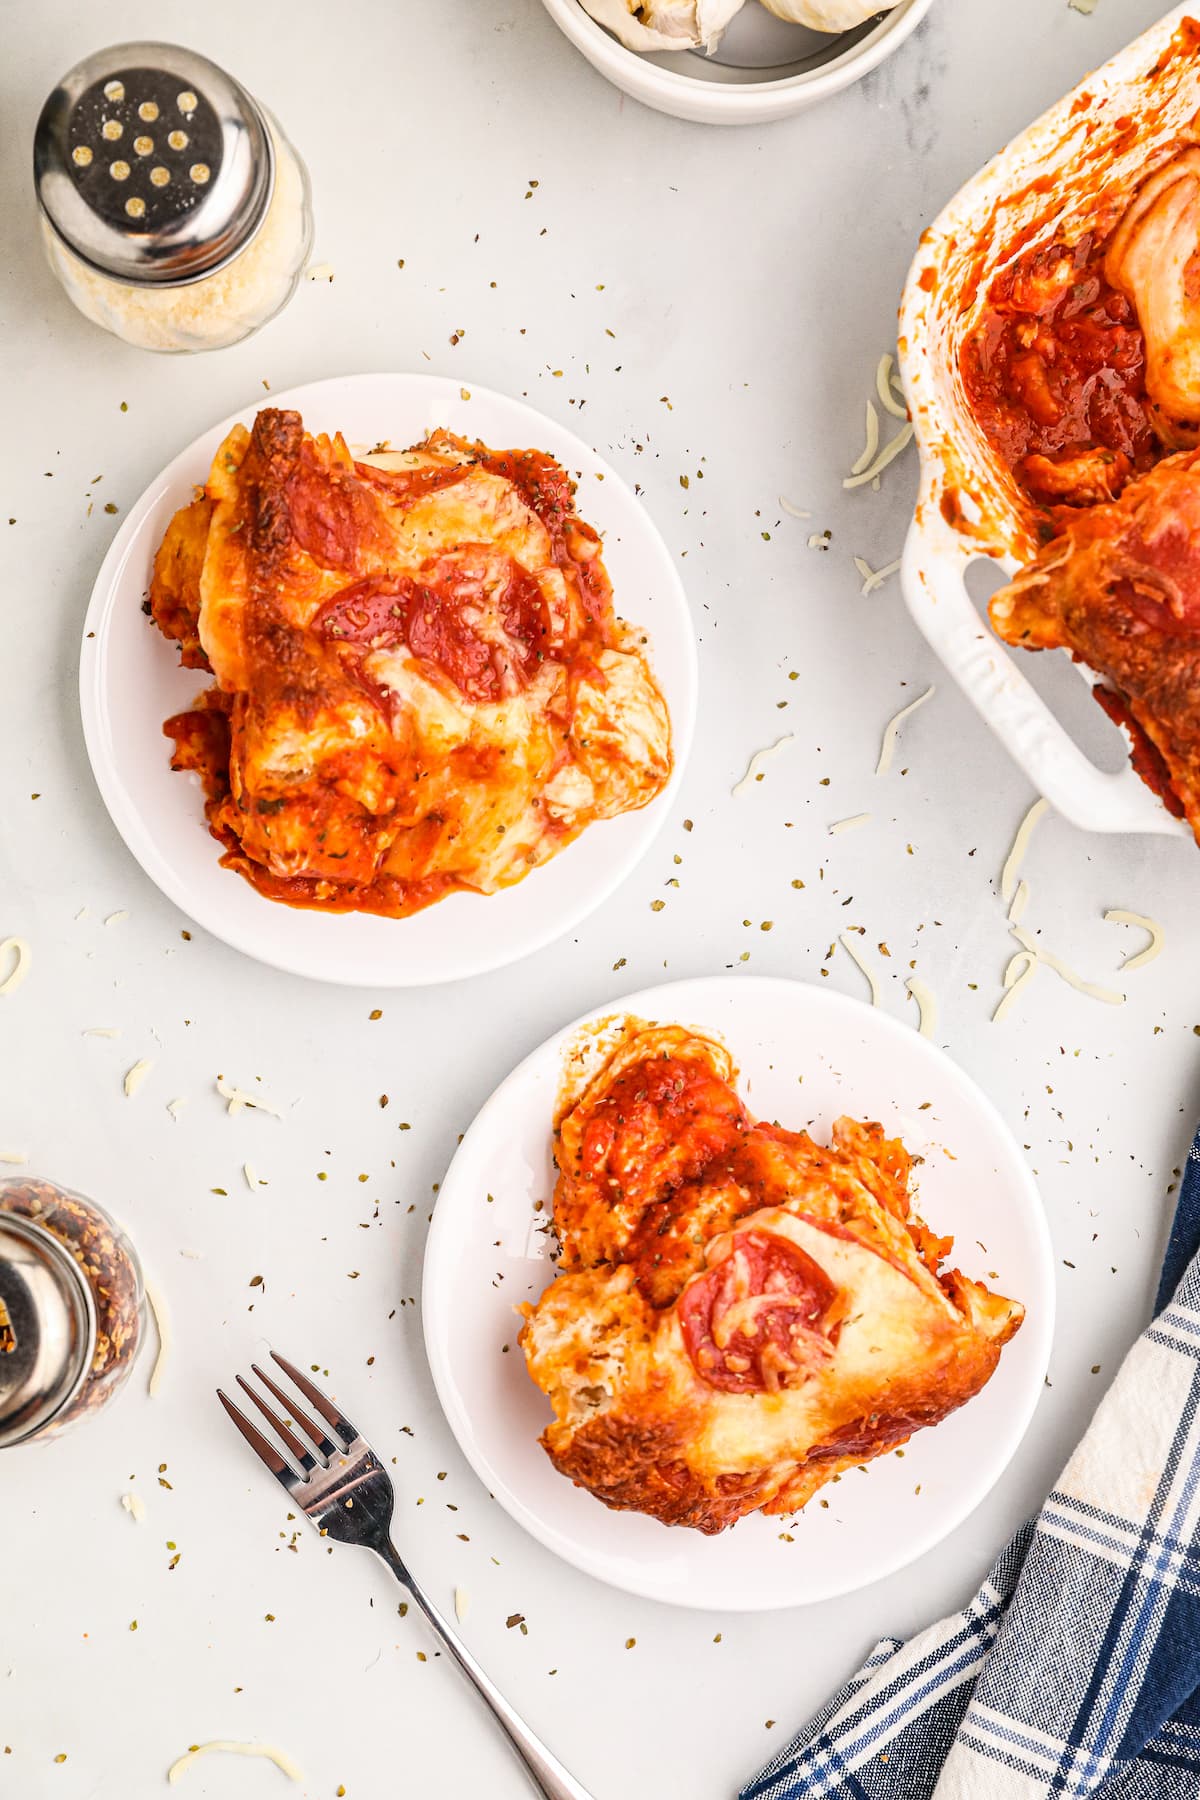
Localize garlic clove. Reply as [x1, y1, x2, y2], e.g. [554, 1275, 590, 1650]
[579, 0, 746, 55]
[760, 0, 900, 30]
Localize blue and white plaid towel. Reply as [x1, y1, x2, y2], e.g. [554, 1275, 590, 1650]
[743, 1129, 1200, 1800]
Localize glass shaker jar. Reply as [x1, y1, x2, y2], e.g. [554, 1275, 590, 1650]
[0, 1176, 146, 1445]
[33, 42, 313, 353]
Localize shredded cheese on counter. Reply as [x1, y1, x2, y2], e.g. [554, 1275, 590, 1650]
[167, 1098, 186, 1121]
[1103, 908, 1164, 971]
[244, 1163, 261, 1192]
[1010, 924, 1124, 1005]
[993, 950, 1038, 1023]
[124, 1059, 153, 1099]
[876, 353, 908, 420]
[454, 1586, 470, 1622]
[120, 1492, 146, 1523]
[779, 494, 811, 519]
[875, 686, 935, 775]
[1007, 879, 1030, 926]
[849, 397, 888, 475]
[849, 401, 881, 477]
[843, 422, 914, 491]
[829, 813, 871, 835]
[839, 933, 882, 1008]
[0, 1150, 29, 1166]
[906, 976, 937, 1038]
[732, 735, 796, 797]
[83, 1026, 120, 1038]
[167, 1741, 302, 1785]
[0, 937, 31, 997]
[1000, 798, 1049, 903]
[104, 910, 129, 926]
[217, 1075, 283, 1119]
[146, 1281, 171, 1398]
[854, 555, 902, 596]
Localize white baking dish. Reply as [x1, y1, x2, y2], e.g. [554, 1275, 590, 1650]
[898, 6, 1200, 838]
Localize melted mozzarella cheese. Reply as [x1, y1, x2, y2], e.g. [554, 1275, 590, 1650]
[368, 649, 481, 752]
[570, 647, 672, 814]
[687, 1211, 958, 1468]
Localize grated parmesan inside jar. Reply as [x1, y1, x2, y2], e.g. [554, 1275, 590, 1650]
[34, 45, 314, 354]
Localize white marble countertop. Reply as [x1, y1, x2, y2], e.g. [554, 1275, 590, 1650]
[3, 1, 1196, 1795]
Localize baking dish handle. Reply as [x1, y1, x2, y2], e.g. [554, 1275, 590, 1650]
[901, 511, 1190, 838]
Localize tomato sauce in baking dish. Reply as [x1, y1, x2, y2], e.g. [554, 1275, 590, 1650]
[959, 138, 1200, 843]
[960, 233, 1158, 510]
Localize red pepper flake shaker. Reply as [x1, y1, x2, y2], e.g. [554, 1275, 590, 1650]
[0, 1176, 145, 1444]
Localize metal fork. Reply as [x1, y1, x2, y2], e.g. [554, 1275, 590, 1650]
[218, 1351, 596, 1800]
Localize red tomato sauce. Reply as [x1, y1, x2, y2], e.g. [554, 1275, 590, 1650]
[578, 1055, 748, 1212]
[961, 234, 1158, 507]
[1092, 686, 1186, 817]
[164, 693, 232, 798]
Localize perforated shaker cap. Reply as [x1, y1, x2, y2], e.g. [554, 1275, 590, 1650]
[33, 41, 275, 287]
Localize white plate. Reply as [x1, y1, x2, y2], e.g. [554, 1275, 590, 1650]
[423, 975, 1054, 1611]
[541, 0, 934, 127]
[79, 373, 697, 987]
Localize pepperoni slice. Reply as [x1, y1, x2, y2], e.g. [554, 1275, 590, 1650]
[678, 1230, 841, 1396]
[314, 553, 551, 705]
[471, 445, 575, 535]
[286, 447, 383, 571]
[353, 460, 471, 505]
[313, 576, 410, 649]
[407, 552, 549, 702]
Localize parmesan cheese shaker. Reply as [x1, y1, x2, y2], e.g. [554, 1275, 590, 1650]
[33, 42, 313, 353]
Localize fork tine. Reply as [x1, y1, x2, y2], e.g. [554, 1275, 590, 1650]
[217, 1388, 301, 1491]
[235, 1374, 317, 1468]
[269, 1349, 359, 1442]
[250, 1362, 337, 1457]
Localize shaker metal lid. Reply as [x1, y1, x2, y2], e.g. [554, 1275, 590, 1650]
[0, 1213, 95, 1447]
[33, 41, 275, 287]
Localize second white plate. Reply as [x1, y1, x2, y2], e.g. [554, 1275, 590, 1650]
[79, 372, 697, 987]
[423, 975, 1054, 1611]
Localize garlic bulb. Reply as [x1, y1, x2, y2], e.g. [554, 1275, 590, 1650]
[760, 0, 901, 30]
[580, 0, 747, 54]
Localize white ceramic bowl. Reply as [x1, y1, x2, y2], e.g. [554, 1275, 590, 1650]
[540, 0, 934, 126]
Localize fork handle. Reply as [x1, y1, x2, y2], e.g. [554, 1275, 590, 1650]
[376, 1540, 598, 1800]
